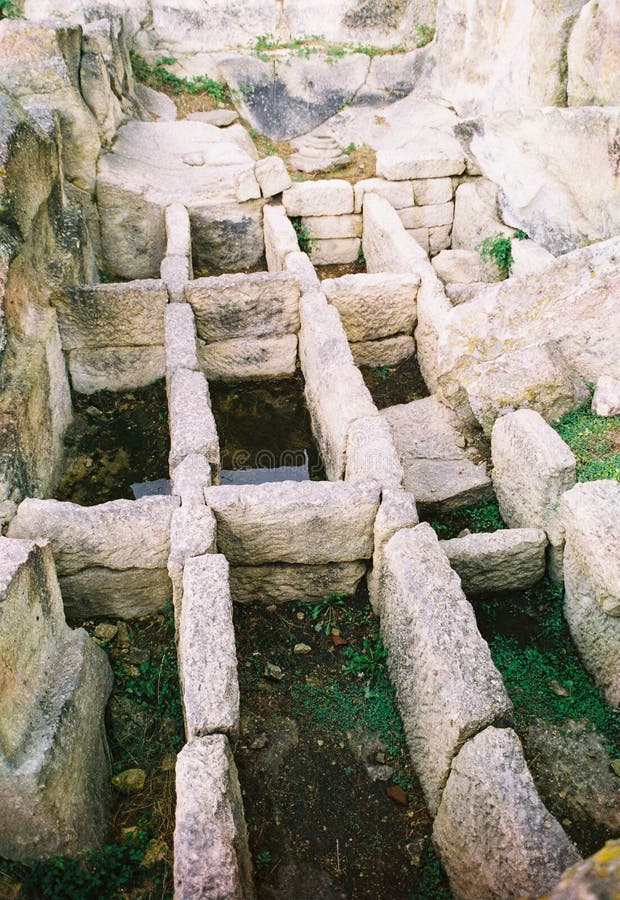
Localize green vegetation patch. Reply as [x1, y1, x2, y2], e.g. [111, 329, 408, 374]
[552, 401, 620, 482]
[429, 496, 505, 540]
[476, 232, 513, 280]
[130, 52, 233, 104]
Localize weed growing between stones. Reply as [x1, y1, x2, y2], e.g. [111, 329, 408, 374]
[0, 606, 182, 898]
[428, 496, 505, 540]
[251, 34, 411, 63]
[360, 355, 430, 408]
[476, 232, 514, 279]
[291, 217, 318, 255]
[552, 402, 620, 481]
[415, 24, 435, 47]
[130, 52, 234, 105]
[0, 0, 20, 17]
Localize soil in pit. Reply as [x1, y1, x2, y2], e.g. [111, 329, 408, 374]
[359, 356, 430, 410]
[234, 585, 452, 899]
[209, 374, 325, 482]
[56, 381, 170, 505]
[0, 608, 182, 899]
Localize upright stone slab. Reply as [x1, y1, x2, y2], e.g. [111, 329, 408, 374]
[179, 555, 239, 738]
[263, 204, 299, 272]
[168, 368, 220, 474]
[322, 273, 419, 342]
[560, 480, 620, 705]
[367, 489, 419, 613]
[433, 727, 580, 900]
[174, 735, 253, 900]
[441, 528, 547, 596]
[345, 415, 404, 490]
[362, 194, 428, 274]
[380, 524, 512, 813]
[0, 538, 112, 860]
[205, 480, 379, 566]
[491, 410, 576, 579]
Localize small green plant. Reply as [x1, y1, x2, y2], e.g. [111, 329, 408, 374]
[344, 636, 388, 686]
[304, 592, 349, 635]
[514, 228, 528, 240]
[130, 51, 233, 104]
[371, 365, 392, 380]
[476, 232, 514, 279]
[0, 0, 20, 17]
[415, 24, 436, 47]
[552, 402, 620, 482]
[343, 142, 357, 154]
[429, 497, 505, 540]
[254, 850, 273, 872]
[357, 243, 366, 266]
[291, 217, 317, 255]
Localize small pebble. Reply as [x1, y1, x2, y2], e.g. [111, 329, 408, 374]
[250, 733, 269, 750]
[263, 662, 284, 681]
[94, 623, 118, 642]
[294, 643, 312, 655]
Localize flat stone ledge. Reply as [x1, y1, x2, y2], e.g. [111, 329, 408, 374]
[165, 303, 199, 374]
[174, 735, 253, 900]
[179, 554, 239, 738]
[441, 528, 547, 596]
[204, 480, 380, 566]
[433, 726, 580, 900]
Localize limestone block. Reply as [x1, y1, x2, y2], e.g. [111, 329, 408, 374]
[284, 251, 321, 294]
[322, 273, 419, 342]
[55, 281, 167, 349]
[433, 727, 580, 900]
[380, 525, 512, 813]
[171, 454, 212, 507]
[189, 198, 266, 275]
[367, 488, 419, 613]
[60, 566, 172, 619]
[282, 180, 354, 217]
[407, 227, 430, 253]
[345, 415, 404, 490]
[186, 273, 300, 342]
[68, 346, 165, 394]
[235, 166, 261, 203]
[354, 178, 414, 214]
[441, 528, 547, 596]
[437, 238, 620, 428]
[309, 238, 361, 266]
[161, 255, 191, 300]
[398, 203, 454, 230]
[362, 194, 429, 274]
[376, 143, 465, 180]
[432, 249, 482, 284]
[561, 480, 620, 704]
[263, 204, 299, 272]
[204, 480, 379, 565]
[165, 304, 199, 374]
[451, 179, 512, 252]
[79, 34, 123, 143]
[168, 368, 220, 472]
[169, 505, 217, 570]
[568, 0, 620, 107]
[165, 202, 192, 257]
[0, 538, 112, 860]
[592, 375, 620, 417]
[179, 555, 239, 738]
[255, 156, 291, 198]
[135, 84, 177, 121]
[198, 334, 297, 381]
[8, 496, 177, 575]
[174, 736, 253, 900]
[301, 215, 362, 240]
[491, 410, 576, 575]
[429, 225, 452, 256]
[547, 841, 620, 899]
[350, 335, 415, 368]
[382, 397, 492, 513]
[229, 561, 366, 605]
[413, 178, 453, 205]
[510, 238, 555, 278]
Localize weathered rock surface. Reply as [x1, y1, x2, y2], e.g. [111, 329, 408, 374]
[174, 735, 253, 900]
[186, 273, 300, 342]
[322, 273, 419, 342]
[168, 368, 220, 472]
[171, 454, 212, 507]
[441, 528, 547, 596]
[205, 480, 379, 565]
[0, 538, 112, 860]
[382, 396, 492, 512]
[547, 840, 620, 899]
[367, 488, 418, 613]
[263, 204, 300, 272]
[491, 410, 576, 578]
[380, 525, 511, 814]
[254, 156, 291, 198]
[302, 215, 362, 240]
[362, 193, 428, 274]
[592, 375, 620, 418]
[437, 238, 620, 429]
[561, 480, 620, 704]
[179, 554, 239, 738]
[450, 178, 513, 255]
[60, 565, 172, 619]
[165, 304, 199, 375]
[354, 178, 414, 213]
[283, 180, 354, 217]
[283, 251, 321, 294]
[432, 249, 482, 285]
[350, 335, 416, 368]
[309, 237, 361, 266]
[345, 414, 404, 490]
[465, 108, 620, 255]
[433, 726, 580, 900]
[69, 345, 166, 394]
[198, 334, 298, 381]
[567, 0, 620, 106]
[229, 561, 366, 605]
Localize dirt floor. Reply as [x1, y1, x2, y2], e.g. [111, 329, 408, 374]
[359, 356, 430, 409]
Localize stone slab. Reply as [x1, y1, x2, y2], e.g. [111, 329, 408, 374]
[198, 334, 298, 381]
[441, 528, 547, 596]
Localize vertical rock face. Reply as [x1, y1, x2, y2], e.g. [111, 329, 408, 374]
[0, 537, 112, 860]
[567, 0, 620, 106]
[560, 480, 620, 705]
[433, 727, 580, 900]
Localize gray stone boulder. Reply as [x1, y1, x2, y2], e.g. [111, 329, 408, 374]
[379, 524, 512, 814]
[441, 528, 547, 596]
[491, 410, 576, 579]
[547, 840, 620, 899]
[560, 480, 620, 705]
[205, 479, 379, 565]
[0, 538, 112, 860]
[433, 726, 580, 900]
[592, 375, 620, 417]
[174, 735, 253, 900]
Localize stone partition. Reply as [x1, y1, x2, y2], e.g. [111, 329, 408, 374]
[7, 496, 177, 619]
[0, 537, 112, 860]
